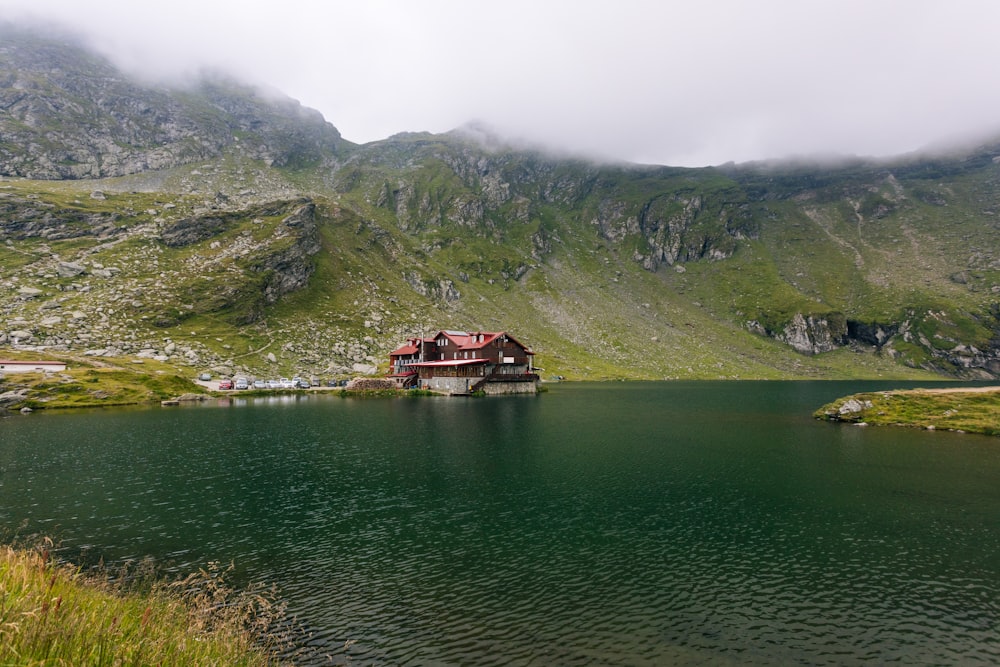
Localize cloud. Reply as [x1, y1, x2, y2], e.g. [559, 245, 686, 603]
[3, 0, 1000, 166]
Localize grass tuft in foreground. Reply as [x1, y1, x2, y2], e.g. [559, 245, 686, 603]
[0, 539, 286, 666]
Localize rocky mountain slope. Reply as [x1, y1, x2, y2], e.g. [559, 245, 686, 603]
[0, 27, 349, 180]
[2, 25, 999, 381]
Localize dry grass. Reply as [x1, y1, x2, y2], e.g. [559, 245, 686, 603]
[0, 538, 288, 666]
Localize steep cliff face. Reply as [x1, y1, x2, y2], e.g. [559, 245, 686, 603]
[0, 26, 349, 179]
[153, 198, 322, 325]
[880, 308, 1000, 379]
[249, 201, 322, 311]
[349, 134, 755, 277]
[748, 313, 847, 355]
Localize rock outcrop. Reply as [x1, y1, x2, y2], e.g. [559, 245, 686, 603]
[776, 313, 847, 355]
[249, 201, 322, 312]
[747, 312, 847, 355]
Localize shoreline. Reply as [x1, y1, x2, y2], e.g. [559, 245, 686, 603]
[3, 350, 996, 415]
[892, 385, 1000, 394]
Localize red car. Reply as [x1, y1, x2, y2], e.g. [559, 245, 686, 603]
[218, 379, 234, 390]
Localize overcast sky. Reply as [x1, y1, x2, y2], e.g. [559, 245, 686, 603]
[3, 0, 1000, 167]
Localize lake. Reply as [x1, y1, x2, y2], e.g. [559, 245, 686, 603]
[2, 381, 999, 665]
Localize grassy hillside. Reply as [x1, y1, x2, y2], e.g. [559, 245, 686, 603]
[4, 141, 995, 385]
[2, 30, 999, 385]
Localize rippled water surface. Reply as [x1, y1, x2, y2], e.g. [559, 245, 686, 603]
[3, 382, 1000, 665]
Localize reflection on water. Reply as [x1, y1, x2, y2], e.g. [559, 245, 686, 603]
[2, 382, 1000, 665]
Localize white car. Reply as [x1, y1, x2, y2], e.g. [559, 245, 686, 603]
[267, 379, 281, 389]
[279, 378, 296, 389]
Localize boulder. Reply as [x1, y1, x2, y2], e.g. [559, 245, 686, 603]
[0, 390, 28, 408]
[56, 261, 86, 278]
[174, 393, 209, 402]
[838, 398, 873, 416]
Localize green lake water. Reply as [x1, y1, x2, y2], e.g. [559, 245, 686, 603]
[2, 381, 999, 665]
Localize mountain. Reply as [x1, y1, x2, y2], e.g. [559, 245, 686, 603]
[0, 26, 350, 179]
[2, 25, 999, 381]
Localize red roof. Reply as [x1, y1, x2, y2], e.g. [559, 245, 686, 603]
[433, 330, 532, 353]
[388, 331, 534, 368]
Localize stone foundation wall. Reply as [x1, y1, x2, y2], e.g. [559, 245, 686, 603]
[422, 377, 475, 395]
[482, 380, 539, 395]
[420, 377, 539, 395]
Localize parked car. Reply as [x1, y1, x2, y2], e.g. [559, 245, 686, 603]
[234, 377, 249, 390]
[198, 373, 211, 381]
[279, 378, 295, 389]
[267, 379, 281, 389]
[253, 379, 267, 389]
[297, 379, 311, 389]
[218, 379, 233, 390]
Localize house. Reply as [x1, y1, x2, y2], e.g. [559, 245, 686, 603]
[388, 330, 539, 395]
[0, 360, 67, 374]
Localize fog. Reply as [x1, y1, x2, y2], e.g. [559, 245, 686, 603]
[3, 0, 1000, 167]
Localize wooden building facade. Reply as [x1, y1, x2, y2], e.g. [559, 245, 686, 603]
[388, 330, 538, 394]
